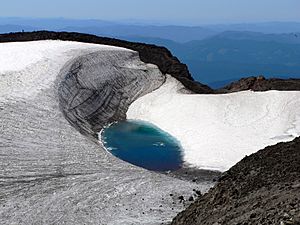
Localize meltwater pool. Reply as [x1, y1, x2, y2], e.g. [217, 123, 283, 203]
[101, 120, 183, 171]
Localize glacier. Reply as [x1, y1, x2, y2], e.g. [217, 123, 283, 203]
[0, 41, 211, 225]
[1, 38, 300, 225]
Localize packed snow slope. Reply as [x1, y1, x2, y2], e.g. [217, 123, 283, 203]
[127, 76, 300, 171]
[0, 41, 211, 225]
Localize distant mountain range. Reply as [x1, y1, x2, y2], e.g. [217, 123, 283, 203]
[1, 17, 300, 87]
[1, 18, 300, 42]
[0, 17, 217, 42]
[123, 32, 300, 86]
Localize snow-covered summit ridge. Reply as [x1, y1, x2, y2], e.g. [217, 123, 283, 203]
[127, 75, 300, 171]
[0, 40, 130, 102]
[0, 40, 130, 72]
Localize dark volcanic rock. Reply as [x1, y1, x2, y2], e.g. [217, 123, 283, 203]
[0, 31, 213, 94]
[171, 137, 300, 225]
[218, 76, 300, 93]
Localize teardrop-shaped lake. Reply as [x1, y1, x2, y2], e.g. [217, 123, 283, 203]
[101, 120, 183, 171]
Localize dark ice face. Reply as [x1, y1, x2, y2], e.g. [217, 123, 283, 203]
[59, 50, 165, 138]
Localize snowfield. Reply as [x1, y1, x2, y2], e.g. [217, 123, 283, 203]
[0, 40, 130, 101]
[127, 76, 300, 171]
[0, 41, 208, 225]
[2, 39, 299, 224]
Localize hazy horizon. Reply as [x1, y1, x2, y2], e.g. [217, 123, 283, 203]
[1, 16, 300, 28]
[1, 0, 300, 26]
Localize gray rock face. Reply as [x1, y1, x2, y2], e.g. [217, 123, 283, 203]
[0, 45, 213, 225]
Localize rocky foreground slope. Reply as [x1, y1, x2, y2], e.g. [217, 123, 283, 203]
[171, 137, 300, 225]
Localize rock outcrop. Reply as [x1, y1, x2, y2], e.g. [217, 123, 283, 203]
[218, 76, 300, 93]
[171, 137, 300, 225]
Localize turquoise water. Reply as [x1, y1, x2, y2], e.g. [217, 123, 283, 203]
[101, 120, 183, 171]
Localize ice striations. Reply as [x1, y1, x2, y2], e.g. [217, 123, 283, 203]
[0, 41, 211, 225]
[58, 47, 165, 138]
[127, 75, 300, 171]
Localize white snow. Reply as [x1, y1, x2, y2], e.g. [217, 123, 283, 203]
[127, 75, 300, 171]
[0, 40, 131, 101]
[2, 40, 299, 173]
[0, 41, 207, 225]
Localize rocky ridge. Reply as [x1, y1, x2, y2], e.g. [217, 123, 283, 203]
[218, 76, 300, 93]
[0, 31, 213, 94]
[1, 31, 300, 94]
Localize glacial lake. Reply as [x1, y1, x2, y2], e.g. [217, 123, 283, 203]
[101, 120, 183, 171]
